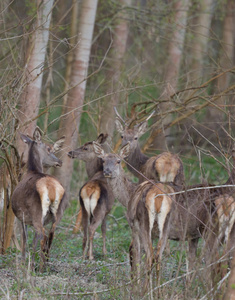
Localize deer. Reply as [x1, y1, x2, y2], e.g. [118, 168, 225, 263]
[114, 108, 184, 186]
[93, 141, 176, 294]
[93, 141, 235, 293]
[68, 133, 109, 234]
[209, 148, 235, 276]
[68, 133, 115, 260]
[11, 127, 67, 271]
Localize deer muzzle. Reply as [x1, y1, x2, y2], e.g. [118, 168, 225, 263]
[103, 170, 112, 178]
[67, 151, 75, 158]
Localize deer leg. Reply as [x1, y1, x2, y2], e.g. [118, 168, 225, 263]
[21, 222, 27, 261]
[33, 222, 47, 272]
[138, 220, 153, 297]
[31, 232, 41, 270]
[187, 238, 199, 281]
[130, 227, 141, 280]
[130, 226, 141, 298]
[82, 210, 89, 260]
[88, 213, 105, 260]
[45, 222, 56, 261]
[101, 216, 107, 256]
[39, 228, 48, 272]
[73, 209, 82, 234]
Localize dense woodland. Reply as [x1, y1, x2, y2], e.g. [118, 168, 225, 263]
[0, 0, 235, 299]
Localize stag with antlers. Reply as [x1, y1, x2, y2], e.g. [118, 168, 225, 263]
[114, 108, 184, 186]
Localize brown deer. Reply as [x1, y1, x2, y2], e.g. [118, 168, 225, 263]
[92, 142, 233, 292]
[115, 109, 184, 185]
[68, 133, 108, 234]
[93, 142, 175, 291]
[11, 127, 67, 271]
[68, 134, 115, 260]
[210, 148, 235, 275]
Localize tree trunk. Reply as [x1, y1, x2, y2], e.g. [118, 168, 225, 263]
[207, 0, 235, 134]
[188, 0, 214, 84]
[17, 0, 54, 159]
[216, 0, 234, 92]
[153, 0, 190, 151]
[99, 0, 131, 137]
[54, 0, 98, 194]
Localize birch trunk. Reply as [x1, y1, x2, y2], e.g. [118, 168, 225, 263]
[17, 0, 54, 159]
[54, 0, 98, 193]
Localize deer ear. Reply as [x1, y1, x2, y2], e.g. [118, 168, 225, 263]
[120, 142, 130, 158]
[93, 141, 105, 158]
[53, 136, 65, 152]
[136, 121, 148, 136]
[115, 119, 124, 133]
[96, 133, 108, 144]
[20, 133, 33, 145]
[33, 127, 42, 142]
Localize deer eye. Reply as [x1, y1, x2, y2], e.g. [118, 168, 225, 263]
[83, 147, 88, 150]
[121, 135, 123, 139]
[134, 137, 138, 140]
[47, 146, 51, 152]
[117, 160, 121, 164]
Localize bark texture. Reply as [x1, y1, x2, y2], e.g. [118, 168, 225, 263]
[17, 0, 54, 158]
[54, 0, 98, 194]
[99, 0, 131, 137]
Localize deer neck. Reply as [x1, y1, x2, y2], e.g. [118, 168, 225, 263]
[125, 145, 149, 178]
[106, 170, 136, 208]
[85, 158, 103, 179]
[27, 145, 43, 173]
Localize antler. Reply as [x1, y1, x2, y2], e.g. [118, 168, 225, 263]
[145, 110, 155, 122]
[114, 107, 126, 125]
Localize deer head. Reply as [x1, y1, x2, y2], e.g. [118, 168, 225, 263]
[93, 142, 130, 179]
[68, 133, 108, 161]
[21, 127, 64, 169]
[115, 108, 155, 150]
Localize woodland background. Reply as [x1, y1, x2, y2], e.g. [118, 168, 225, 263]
[0, 0, 235, 299]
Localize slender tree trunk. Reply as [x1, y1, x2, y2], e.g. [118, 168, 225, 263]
[60, 0, 79, 117]
[153, 0, 189, 151]
[216, 0, 234, 92]
[207, 0, 235, 129]
[99, 0, 131, 137]
[17, 0, 54, 159]
[54, 0, 98, 194]
[188, 0, 214, 84]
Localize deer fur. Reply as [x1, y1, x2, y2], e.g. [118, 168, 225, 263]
[93, 141, 175, 289]
[11, 127, 67, 271]
[93, 141, 235, 288]
[210, 149, 235, 273]
[68, 133, 108, 233]
[68, 134, 115, 259]
[115, 111, 184, 185]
